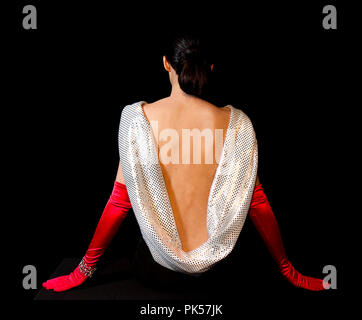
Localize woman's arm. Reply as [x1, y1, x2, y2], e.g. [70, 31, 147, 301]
[249, 177, 328, 291]
[116, 161, 126, 184]
[43, 162, 132, 292]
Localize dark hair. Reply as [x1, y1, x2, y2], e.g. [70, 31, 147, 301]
[164, 34, 214, 98]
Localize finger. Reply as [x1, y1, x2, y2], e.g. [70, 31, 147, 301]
[323, 280, 331, 289]
[43, 276, 69, 289]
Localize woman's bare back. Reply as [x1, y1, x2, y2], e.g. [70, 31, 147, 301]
[141, 98, 231, 252]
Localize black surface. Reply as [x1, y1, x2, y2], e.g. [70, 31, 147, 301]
[4, 0, 356, 316]
[34, 258, 210, 300]
[35, 233, 245, 300]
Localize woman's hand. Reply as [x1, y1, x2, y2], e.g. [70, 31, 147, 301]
[42, 267, 88, 292]
[279, 258, 329, 291]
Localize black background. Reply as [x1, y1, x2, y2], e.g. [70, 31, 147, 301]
[3, 0, 358, 317]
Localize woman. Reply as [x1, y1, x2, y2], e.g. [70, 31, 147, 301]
[43, 34, 328, 293]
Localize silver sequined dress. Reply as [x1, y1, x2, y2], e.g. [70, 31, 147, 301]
[118, 101, 258, 274]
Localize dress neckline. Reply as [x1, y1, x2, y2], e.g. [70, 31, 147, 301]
[137, 101, 234, 255]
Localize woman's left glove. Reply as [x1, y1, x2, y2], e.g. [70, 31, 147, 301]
[249, 184, 329, 291]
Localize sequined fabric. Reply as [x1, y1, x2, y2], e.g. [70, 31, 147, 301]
[118, 101, 258, 274]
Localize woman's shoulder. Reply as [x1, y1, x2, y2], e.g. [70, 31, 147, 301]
[120, 100, 148, 117]
[141, 98, 166, 112]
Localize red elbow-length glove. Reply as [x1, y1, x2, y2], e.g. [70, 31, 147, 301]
[249, 184, 328, 291]
[42, 181, 132, 292]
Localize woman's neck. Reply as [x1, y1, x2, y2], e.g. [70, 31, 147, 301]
[169, 81, 199, 104]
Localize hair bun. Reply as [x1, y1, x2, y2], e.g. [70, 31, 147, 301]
[165, 34, 213, 98]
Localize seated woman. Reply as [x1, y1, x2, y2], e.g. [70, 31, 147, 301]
[43, 34, 328, 293]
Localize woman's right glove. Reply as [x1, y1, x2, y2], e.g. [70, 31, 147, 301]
[249, 184, 329, 291]
[42, 181, 132, 292]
